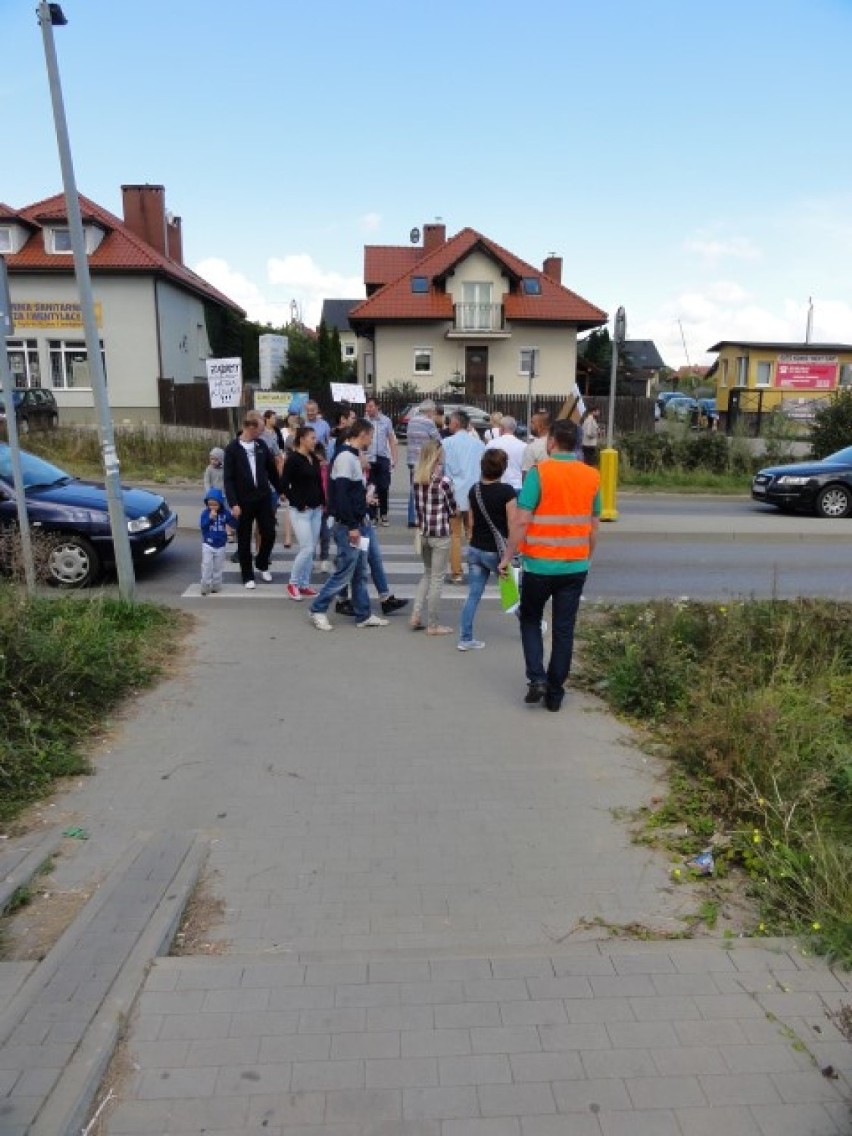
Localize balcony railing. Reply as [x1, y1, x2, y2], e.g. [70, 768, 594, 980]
[452, 303, 505, 333]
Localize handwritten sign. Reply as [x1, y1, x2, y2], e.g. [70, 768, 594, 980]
[330, 382, 366, 404]
[206, 358, 243, 408]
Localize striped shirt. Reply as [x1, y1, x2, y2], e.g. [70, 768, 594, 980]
[406, 412, 440, 466]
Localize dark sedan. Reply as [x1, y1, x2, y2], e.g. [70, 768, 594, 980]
[0, 445, 178, 586]
[751, 445, 852, 518]
[0, 388, 59, 433]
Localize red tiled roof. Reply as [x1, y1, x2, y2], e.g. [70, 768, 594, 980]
[6, 192, 244, 315]
[351, 228, 606, 327]
[364, 246, 422, 287]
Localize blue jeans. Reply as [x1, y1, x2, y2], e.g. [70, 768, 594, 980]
[367, 531, 390, 596]
[459, 546, 500, 643]
[289, 507, 322, 588]
[309, 522, 370, 620]
[519, 569, 588, 696]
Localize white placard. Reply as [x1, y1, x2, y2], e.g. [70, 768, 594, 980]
[207, 357, 243, 408]
[330, 382, 366, 403]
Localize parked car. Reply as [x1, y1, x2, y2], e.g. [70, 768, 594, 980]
[0, 445, 178, 586]
[0, 388, 59, 434]
[664, 396, 700, 421]
[751, 445, 852, 518]
[395, 402, 492, 439]
[656, 390, 686, 413]
[698, 397, 718, 427]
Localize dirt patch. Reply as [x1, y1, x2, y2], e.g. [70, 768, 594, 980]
[828, 1004, 852, 1043]
[170, 871, 229, 956]
[0, 857, 92, 962]
[81, 1014, 137, 1136]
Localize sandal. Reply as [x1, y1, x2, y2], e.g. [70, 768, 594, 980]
[410, 615, 425, 631]
[427, 625, 453, 636]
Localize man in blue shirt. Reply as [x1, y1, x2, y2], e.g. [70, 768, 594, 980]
[365, 397, 398, 526]
[442, 409, 485, 582]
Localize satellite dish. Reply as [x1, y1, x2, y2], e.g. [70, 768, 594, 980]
[410, 227, 421, 245]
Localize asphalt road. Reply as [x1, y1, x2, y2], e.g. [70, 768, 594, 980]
[114, 488, 851, 605]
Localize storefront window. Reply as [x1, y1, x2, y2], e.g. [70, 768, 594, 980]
[48, 339, 106, 389]
[6, 339, 41, 389]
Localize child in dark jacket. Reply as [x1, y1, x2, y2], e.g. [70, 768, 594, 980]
[199, 488, 236, 595]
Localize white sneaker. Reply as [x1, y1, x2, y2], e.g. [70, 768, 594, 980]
[259, 570, 273, 583]
[244, 580, 256, 590]
[356, 614, 389, 628]
[200, 583, 210, 596]
[457, 639, 485, 651]
[310, 612, 333, 631]
[320, 560, 332, 574]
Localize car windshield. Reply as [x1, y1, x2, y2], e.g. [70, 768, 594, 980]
[0, 445, 74, 490]
[825, 446, 852, 464]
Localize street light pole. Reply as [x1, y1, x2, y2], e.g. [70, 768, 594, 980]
[526, 349, 536, 435]
[0, 258, 36, 594]
[37, 1, 136, 599]
[600, 306, 625, 522]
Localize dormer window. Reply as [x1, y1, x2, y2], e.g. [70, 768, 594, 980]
[51, 228, 73, 253]
[411, 276, 429, 293]
[522, 277, 541, 295]
[0, 227, 12, 253]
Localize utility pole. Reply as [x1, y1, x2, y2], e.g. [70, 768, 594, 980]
[37, 1, 136, 599]
[526, 349, 536, 435]
[600, 306, 625, 522]
[0, 258, 36, 593]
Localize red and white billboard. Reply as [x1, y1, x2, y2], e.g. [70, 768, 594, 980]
[774, 354, 838, 391]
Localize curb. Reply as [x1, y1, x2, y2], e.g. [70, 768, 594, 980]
[0, 827, 64, 915]
[30, 835, 206, 1136]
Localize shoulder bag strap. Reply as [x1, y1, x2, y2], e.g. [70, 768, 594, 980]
[473, 481, 507, 558]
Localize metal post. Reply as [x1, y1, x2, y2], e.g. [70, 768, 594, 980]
[38, 2, 136, 599]
[600, 307, 625, 522]
[526, 350, 536, 435]
[0, 258, 37, 593]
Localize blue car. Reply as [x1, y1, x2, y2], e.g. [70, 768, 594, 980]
[0, 445, 178, 586]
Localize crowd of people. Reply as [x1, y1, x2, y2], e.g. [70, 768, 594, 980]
[199, 397, 601, 708]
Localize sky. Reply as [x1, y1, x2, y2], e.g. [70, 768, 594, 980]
[3, 0, 852, 367]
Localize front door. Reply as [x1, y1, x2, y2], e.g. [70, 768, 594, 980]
[465, 347, 488, 398]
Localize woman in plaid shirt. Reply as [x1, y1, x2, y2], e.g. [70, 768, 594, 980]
[411, 440, 458, 635]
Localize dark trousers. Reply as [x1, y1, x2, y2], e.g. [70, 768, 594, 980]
[236, 496, 276, 583]
[519, 569, 588, 698]
[582, 446, 598, 466]
[369, 456, 392, 519]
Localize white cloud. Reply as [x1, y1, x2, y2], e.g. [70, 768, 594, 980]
[358, 212, 382, 233]
[682, 233, 761, 266]
[193, 254, 364, 329]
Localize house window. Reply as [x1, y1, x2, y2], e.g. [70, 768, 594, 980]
[411, 276, 429, 293]
[522, 277, 541, 295]
[49, 339, 105, 389]
[755, 361, 772, 387]
[519, 347, 539, 376]
[49, 228, 74, 253]
[344, 344, 355, 357]
[7, 340, 40, 388]
[460, 282, 493, 330]
[413, 348, 432, 375]
[0, 227, 11, 253]
[720, 359, 728, 387]
[736, 355, 748, 385]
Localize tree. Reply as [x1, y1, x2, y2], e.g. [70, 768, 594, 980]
[277, 322, 323, 394]
[329, 328, 344, 379]
[809, 389, 852, 459]
[383, 380, 421, 400]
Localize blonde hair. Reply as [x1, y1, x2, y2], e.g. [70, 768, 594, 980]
[413, 440, 442, 485]
[489, 411, 503, 427]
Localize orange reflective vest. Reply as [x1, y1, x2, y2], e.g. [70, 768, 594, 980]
[519, 458, 600, 564]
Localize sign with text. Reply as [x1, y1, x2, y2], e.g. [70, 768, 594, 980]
[12, 300, 103, 329]
[206, 357, 243, 408]
[774, 354, 839, 391]
[330, 382, 366, 404]
[254, 391, 309, 417]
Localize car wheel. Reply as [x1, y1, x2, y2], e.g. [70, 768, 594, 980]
[45, 534, 101, 587]
[815, 484, 852, 519]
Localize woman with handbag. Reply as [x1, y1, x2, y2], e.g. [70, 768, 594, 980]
[280, 425, 325, 600]
[411, 440, 457, 635]
[458, 448, 517, 651]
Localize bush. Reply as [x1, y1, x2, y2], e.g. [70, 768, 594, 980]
[809, 389, 852, 459]
[675, 432, 730, 473]
[0, 586, 185, 823]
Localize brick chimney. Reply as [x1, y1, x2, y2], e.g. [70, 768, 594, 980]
[121, 184, 167, 256]
[166, 214, 183, 264]
[543, 255, 562, 284]
[423, 223, 446, 253]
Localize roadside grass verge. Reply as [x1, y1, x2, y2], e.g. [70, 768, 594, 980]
[24, 426, 220, 482]
[577, 598, 852, 965]
[0, 583, 188, 826]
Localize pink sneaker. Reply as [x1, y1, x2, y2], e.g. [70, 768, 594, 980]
[286, 582, 302, 601]
[299, 586, 319, 597]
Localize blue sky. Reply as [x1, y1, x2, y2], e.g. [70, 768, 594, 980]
[4, 0, 852, 365]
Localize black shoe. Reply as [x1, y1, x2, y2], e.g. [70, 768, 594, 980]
[524, 682, 547, 705]
[381, 596, 408, 615]
[407, 522, 417, 529]
[544, 691, 563, 713]
[229, 551, 239, 563]
[335, 599, 355, 616]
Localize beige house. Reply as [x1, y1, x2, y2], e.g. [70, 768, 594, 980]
[320, 299, 360, 367]
[349, 223, 606, 397]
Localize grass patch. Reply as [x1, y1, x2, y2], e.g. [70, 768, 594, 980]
[578, 599, 852, 965]
[0, 583, 188, 826]
[24, 426, 221, 482]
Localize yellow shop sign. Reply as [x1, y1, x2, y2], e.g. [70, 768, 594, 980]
[12, 300, 103, 330]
